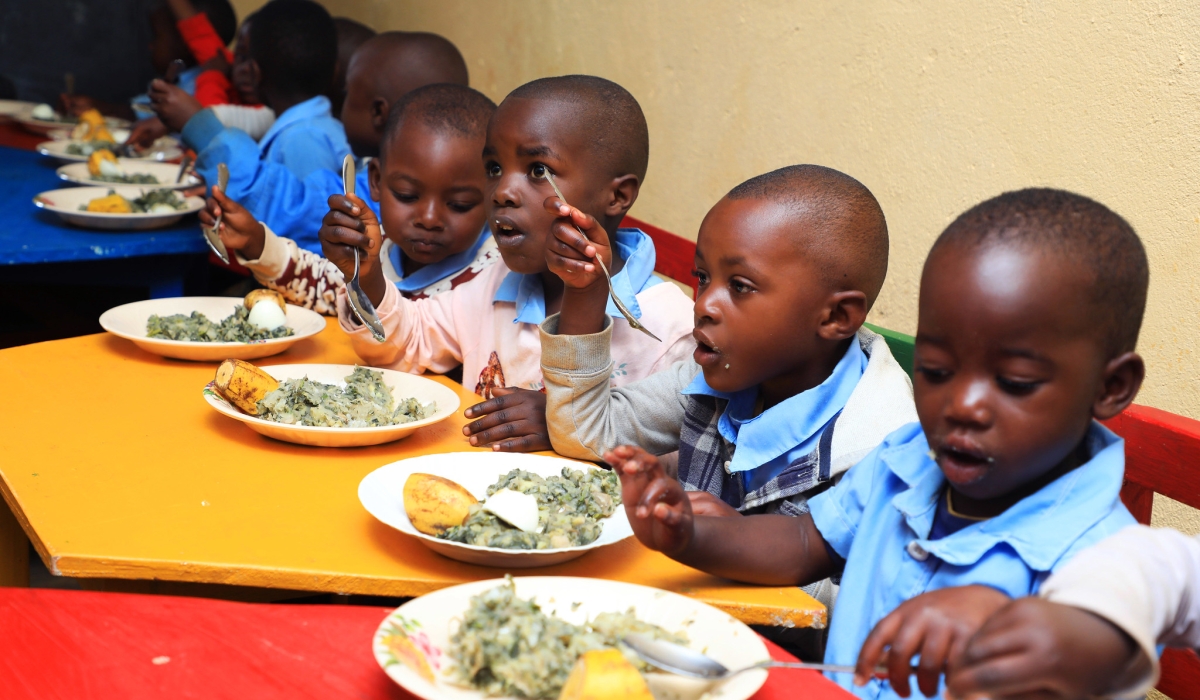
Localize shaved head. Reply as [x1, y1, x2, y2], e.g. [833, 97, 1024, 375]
[726, 165, 889, 307]
[506, 75, 649, 182]
[348, 31, 468, 103]
[331, 18, 376, 118]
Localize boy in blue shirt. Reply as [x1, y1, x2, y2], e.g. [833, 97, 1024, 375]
[608, 188, 1147, 700]
[178, 0, 349, 183]
[183, 31, 468, 254]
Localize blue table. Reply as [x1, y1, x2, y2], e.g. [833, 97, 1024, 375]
[0, 146, 209, 298]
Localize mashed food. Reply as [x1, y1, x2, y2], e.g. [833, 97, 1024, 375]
[439, 468, 621, 550]
[449, 578, 686, 698]
[256, 366, 432, 428]
[146, 305, 294, 343]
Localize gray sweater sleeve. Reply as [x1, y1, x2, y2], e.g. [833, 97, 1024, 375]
[540, 314, 695, 462]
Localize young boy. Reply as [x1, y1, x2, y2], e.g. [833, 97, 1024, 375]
[610, 188, 1147, 699]
[320, 75, 695, 452]
[184, 31, 468, 253]
[331, 18, 376, 120]
[542, 165, 915, 537]
[945, 525, 1199, 699]
[199, 83, 500, 313]
[171, 0, 350, 183]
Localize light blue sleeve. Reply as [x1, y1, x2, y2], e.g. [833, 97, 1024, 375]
[268, 127, 342, 181]
[183, 112, 377, 254]
[808, 437, 891, 560]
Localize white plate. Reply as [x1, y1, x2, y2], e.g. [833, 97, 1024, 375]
[0, 100, 37, 120]
[34, 186, 203, 230]
[16, 109, 130, 136]
[372, 577, 769, 700]
[38, 138, 181, 163]
[204, 364, 461, 447]
[359, 452, 634, 568]
[56, 159, 201, 190]
[100, 296, 326, 361]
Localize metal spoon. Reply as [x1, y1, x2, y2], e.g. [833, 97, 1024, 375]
[341, 155, 386, 342]
[622, 633, 882, 681]
[542, 171, 661, 342]
[176, 154, 194, 184]
[204, 162, 231, 264]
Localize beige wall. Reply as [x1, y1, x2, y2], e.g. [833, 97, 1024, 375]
[235, 0, 1200, 533]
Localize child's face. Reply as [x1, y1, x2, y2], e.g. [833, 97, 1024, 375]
[692, 197, 837, 397]
[484, 98, 614, 275]
[368, 121, 489, 267]
[340, 59, 377, 158]
[231, 23, 259, 105]
[915, 243, 1109, 502]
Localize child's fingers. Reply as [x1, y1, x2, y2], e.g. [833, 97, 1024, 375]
[546, 249, 597, 276]
[915, 625, 955, 697]
[326, 193, 365, 217]
[210, 185, 237, 212]
[549, 219, 595, 258]
[856, 614, 902, 686]
[488, 433, 552, 453]
[320, 224, 371, 251]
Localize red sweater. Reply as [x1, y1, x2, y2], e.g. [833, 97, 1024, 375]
[176, 13, 240, 107]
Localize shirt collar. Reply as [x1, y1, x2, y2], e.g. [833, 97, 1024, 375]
[257, 95, 332, 154]
[493, 227, 660, 324]
[681, 337, 868, 472]
[383, 226, 491, 292]
[885, 422, 1127, 571]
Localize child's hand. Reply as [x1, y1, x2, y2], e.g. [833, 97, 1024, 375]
[462, 387, 551, 452]
[544, 198, 614, 291]
[147, 79, 202, 132]
[854, 585, 1011, 697]
[605, 445, 694, 556]
[687, 491, 741, 517]
[319, 193, 386, 305]
[126, 117, 168, 149]
[198, 186, 265, 259]
[947, 597, 1141, 700]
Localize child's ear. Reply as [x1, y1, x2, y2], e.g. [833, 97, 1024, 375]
[370, 98, 389, 134]
[367, 158, 382, 203]
[602, 174, 641, 219]
[1092, 352, 1144, 421]
[817, 291, 868, 341]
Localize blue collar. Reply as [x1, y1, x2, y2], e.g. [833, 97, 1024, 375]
[885, 422, 1126, 571]
[386, 226, 491, 293]
[257, 95, 332, 155]
[681, 337, 868, 472]
[493, 227, 661, 324]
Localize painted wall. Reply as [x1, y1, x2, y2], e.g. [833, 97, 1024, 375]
[233, 0, 1200, 534]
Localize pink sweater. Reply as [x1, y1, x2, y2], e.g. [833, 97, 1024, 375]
[335, 261, 696, 398]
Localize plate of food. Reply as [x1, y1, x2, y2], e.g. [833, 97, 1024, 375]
[56, 154, 200, 189]
[17, 104, 131, 136]
[99, 292, 325, 361]
[203, 361, 460, 447]
[0, 99, 37, 121]
[359, 452, 634, 568]
[34, 186, 203, 230]
[373, 576, 770, 700]
[38, 137, 182, 163]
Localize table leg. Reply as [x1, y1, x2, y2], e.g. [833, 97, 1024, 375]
[0, 496, 29, 587]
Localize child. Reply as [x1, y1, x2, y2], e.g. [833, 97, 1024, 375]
[199, 83, 500, 313]
[331, 18, 377, 120]
[610, 188, 1147, 699]
[542, 165, 914, 536]
[320, 75, 695, 452]
[175, 0, 349, 184]
[186, 31, 468, 253]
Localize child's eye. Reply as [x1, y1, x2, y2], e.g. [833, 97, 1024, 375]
[691, 269, 709, 287]
[730, 279, 754, 294]
[915, 366, 951, 383]
[448, 201, 477, 213]
[530, 163, 549, 180]
[486, 162, 501, 178]
[996, 376, 1042, 395]
[392, 190, 418, 203]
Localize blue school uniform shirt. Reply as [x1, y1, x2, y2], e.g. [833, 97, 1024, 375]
[181, 107, 369, 254]
[808, 421, 1136, 700]
[253, 96, 351, 180]
[681, 337, 868, 496]
[492, 228, 661, 323]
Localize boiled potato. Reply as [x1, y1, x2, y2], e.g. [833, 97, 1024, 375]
[87, 149, 117, 177]
[244, 288, 287, 312]
[85, 192, 132, 213]
[214, 359, 279, 415]
[559, 649, 653, 700]
[404, 473, 477, 535]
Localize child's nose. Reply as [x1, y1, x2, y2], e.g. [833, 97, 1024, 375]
[693, 287, 723, 324]
[414, 200, 442, 229]
[492, 174, 521, 207]
[946, 378, 993, 426]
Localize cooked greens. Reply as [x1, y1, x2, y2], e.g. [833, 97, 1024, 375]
[66, 140, 117, 156]
[256, 366, 432, 428]
[146, 304, 294, 343]
[449, 578, 686, 698]
[439, 467, 621, 550]
[94, 171, 160, 184]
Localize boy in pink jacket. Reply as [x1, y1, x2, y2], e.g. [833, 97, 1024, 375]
[319, 75, 695, 452]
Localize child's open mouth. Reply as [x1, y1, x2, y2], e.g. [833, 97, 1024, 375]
[492, 215, 526, 248]
[935, 440, 995, 485]
[692, 329, 723, 368]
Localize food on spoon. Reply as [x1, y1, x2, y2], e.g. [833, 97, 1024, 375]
[439, 468, 621, 550]
[85, 192, 133, 214]
[403, 473, 478, 536]
[146, 304, 294, 343]
[448, 577, 686, 698]
[244, 289, 287, 312]
[558, 649, 654, 700]
[482, 488, 540, 533]
[87, 149, 118, 177]
[214, 359, 279, 415]
[31, 103, 56, 120]
[256, 366, 433, 427]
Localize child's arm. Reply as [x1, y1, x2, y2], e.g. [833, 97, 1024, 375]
[605, 445, 839, 585]
[951, 525, 1200, 699]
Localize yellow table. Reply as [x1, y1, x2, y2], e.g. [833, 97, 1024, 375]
[0, 319, 826, 628]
